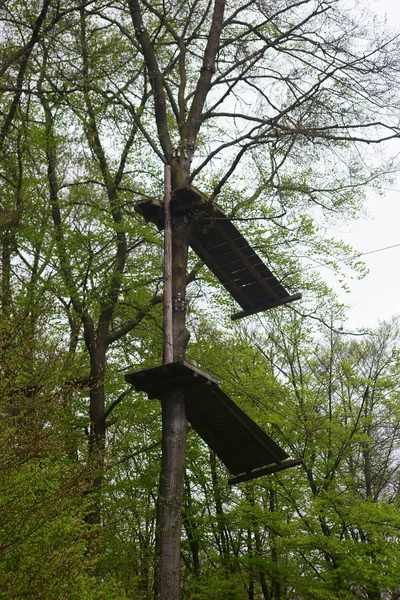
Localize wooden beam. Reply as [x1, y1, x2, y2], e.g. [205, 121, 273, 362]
[231, 293, 302, 320]
[163, 165, 173, 363]
[228, 457, 303, 485]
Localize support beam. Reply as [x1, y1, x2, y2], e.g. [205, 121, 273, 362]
[231, 293, 302, 320]
[163, 165, 173, 363]
[228, 457, 303, 485]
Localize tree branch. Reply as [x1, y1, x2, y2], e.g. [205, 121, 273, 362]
[127, 0, 173, 158]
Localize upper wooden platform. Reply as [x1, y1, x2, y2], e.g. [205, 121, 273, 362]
[125, 360, 298, 481]
[135, 186, 301, 319]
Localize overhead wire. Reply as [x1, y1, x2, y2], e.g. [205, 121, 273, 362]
[300, 240, 400, 276]
[361, 242, 400, 256]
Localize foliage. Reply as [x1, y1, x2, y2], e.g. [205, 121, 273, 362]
[2, 0, 400, 598]
[185, 314, 400, 599]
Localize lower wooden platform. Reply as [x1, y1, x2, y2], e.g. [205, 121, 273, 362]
[125, 361, 301, 482]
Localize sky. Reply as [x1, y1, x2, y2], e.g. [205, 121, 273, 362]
[321, 0, 400, 331]
[324, 190, 400, 330]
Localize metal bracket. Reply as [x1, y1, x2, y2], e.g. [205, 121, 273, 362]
[135, 26, 146, 38]
[173, 292, 186, 312]
[200, 64, 215, 74]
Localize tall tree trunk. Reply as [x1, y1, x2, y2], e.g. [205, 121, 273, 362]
[255, 529, 272, 600]
[269, 489, 281, 600]
[183, 473, 201, 577]
[210, 450, 230, 563]
[154, 386, 187, 599]
[247, 529, 255, 600]
[86, 344, 107, 526]
[154, 174, 192, 600]
[1, 239, 11, 317]
[2, 129, 23, 319]
[40, 87, 107, 513]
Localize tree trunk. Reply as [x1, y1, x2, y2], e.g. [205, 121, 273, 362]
[183, 473, 201, 577]
[247, 528, 255, 600]
[269, 489, 281, 600]
[1, 238, 11, 317]
[210, 450, 230, 563]
[154, 187, 192, 599]
[154, 387, 187, 599]
[85, 344, 106, 526]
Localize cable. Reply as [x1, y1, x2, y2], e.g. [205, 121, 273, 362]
[361, 242, 400, 256]
[303, 240, 400, 275]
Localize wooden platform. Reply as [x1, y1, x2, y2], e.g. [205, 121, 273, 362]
[125, 361, 298, 481]
[135, 186, 301, 320]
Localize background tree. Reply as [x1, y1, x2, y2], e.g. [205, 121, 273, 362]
[185, 311, 400, 599]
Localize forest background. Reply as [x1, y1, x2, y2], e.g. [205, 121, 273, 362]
[2, 1, 400, 599]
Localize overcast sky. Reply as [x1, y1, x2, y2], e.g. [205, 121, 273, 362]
[322, 0, 400, 330]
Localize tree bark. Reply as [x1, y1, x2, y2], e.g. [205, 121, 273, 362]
[154, 386, 187, 600]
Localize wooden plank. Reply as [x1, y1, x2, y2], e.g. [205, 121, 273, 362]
[241, 286, 290, 303]
[191, 230, 257, 310]
[193, 217, 297, 312]
[125, 361, 218, 397]
[186, 398, 247, 473]
[229, 272, 256, 285]
[207, 246, 237, 262]
[186, 384, 288, 475]
[216, 224, 281, 302]
[207, 252, 246, 270]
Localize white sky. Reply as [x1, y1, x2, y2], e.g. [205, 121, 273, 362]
[322, 0, 400, 330]
[324, 190, 400, 330]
